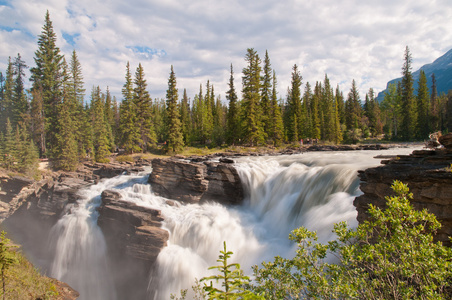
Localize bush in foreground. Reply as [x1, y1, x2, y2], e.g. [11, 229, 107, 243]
[174, 181, 452, 299]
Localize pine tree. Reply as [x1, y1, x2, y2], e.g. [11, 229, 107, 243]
[91, 87, 111, 162]
[286, 64, 303, 143]
[133, 64, 156, 151]
[226, 64, 240, 145]
[165, 66, 184, 153]
[12, 53, 29, 127]
[261, 50, 272, 140]
[400, 46, 417, 140]
[241, 48, 265, 146]
[311, 82, 321, 140]
[119, 62, 141, 153]
[302, 82, 313, 139]
[0, 58, 14, 133]
[3, 119, 15, 170]
[268, 71, 284, 146]
[430, 73, 439, 132]
[180, 89, 191, 144]
[51, 60, 78, 171]
[321, 74, 335, 142]
[30, 11, 64, 154]
[416, 70, 430, 139]
[68, 50, 87, 157]
[30, 88, 45, 156]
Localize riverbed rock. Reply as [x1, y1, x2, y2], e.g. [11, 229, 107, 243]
[354, 148, 452, 245]
[439, 133, 452, 150]
[97, 189, 168, 300]
[148, 158, 243, 204]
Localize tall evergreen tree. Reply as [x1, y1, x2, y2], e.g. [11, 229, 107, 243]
[29, 11, 64, 154]
[311, 82, 321, 140]
[430, 73, 439, 132]
[180, 88, 191, 144]
[226, 64, 240, 145]
[91, 86, 111, 162]
[165, 66, 184, 153]
[52, 66, 78, 170]
[119, 62, 141, 153]
[400, 46, 417, 140]
[0, 58, 14, 133]
[268, 70, 284, 146]
[261, 50, 272, 139]
[241, 48, 265, 146]
[286, 64, 303, 143]
[416, 70, 430, 139]
[133, 63, 156, 151]
[302, 82, 313, 139]
[12, 53, 28, 127]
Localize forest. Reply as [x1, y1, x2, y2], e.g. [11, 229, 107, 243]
[1, 11, 452, 175]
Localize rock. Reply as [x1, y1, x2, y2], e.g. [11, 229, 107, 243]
[439, 133, 452, 150]
[219, 157, 235, 164]
[354, 148, 452, 245]
[97, 189, 168, 300]
[148, 158, 243, 204]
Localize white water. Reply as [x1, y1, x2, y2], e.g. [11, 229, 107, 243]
[47, 147, 419, 299]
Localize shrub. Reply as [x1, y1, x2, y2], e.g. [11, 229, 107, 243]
[252, 180, 452, 299]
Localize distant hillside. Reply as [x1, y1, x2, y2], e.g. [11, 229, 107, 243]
[376, 48, 452, 101]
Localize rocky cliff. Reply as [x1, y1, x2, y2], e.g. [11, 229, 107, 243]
[97, 189, 168, 300]
[354, 134, 452, 245]
[149, 158, 243, 204]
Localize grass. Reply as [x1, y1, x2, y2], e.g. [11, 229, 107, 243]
[0, 234, 60, 300]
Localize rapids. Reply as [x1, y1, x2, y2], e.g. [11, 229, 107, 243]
[46, 147, 419, 299]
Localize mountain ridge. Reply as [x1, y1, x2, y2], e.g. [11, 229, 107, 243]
[376, 48, 452, 101]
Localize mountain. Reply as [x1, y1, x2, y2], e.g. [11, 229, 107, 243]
[376, 48, 452, 101]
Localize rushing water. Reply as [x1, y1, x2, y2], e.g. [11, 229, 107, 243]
[47, 147, 419, 299]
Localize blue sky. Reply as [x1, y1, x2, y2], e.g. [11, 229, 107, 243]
[1, 0, 452, 102]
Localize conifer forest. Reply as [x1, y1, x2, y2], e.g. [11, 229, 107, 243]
[1, 12, 452, 173]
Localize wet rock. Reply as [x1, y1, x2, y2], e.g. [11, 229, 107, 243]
[439, 133, 452, 150]
[148, 158, 243, 204]
[97, 189, 168, 300]
[355, 148, 452, 245]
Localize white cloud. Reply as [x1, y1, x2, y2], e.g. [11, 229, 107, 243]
[1, 0, 452, 102]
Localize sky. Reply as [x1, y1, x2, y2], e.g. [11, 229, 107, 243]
[1, 0, 452, 103]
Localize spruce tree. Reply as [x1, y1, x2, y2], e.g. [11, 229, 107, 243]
[3, 119, 15, 170]
[311, 83, 321, 140]
[261, 50, 272, 139]
[269, 71, 284, 146]
[165, 66, 184, 153]
[12, 53, 29, 127]
[30, 11, 64, 154]
[416, 70, 430, 139]
[91, 86, 111, 162]
[321, 74, 335, 142]
[226, 64, 240, 145]
[241, 48, 265, 146]
[302, 82, 313, 139]
[30, 88, 45, 156]
[180, 89, 191, 144]
[400, 46, 417, 140]
[133, 63, 156, 151]
[119, 62, 141, 153]
[287, 64, 303, 143]
[1, 58, 14, 133]
[430, 73, 439, 132]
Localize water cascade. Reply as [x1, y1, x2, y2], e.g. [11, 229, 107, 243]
[46, 148, 417, 299]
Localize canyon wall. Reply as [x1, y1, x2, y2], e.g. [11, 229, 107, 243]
[355, 134, 452, 245]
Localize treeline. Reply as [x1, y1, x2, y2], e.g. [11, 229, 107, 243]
[1, 12, 452, 173]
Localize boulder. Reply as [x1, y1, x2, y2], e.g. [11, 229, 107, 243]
[354, 148, 452, 245]
[439, 133, 452, 150]
[148, 158, 243, 204]
[97, 189, 168, 300]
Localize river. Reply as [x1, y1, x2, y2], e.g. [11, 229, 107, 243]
[47, 147, 418, 299]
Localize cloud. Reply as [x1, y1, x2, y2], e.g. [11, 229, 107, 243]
[1, 0, 452, 102]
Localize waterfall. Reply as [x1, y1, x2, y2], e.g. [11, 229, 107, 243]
[45, 147, 418, 299]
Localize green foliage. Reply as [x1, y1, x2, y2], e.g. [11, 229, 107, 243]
[201, 242, 262, 300]
[252, 181, 452, 299]
[0, 231, 17, 299]
[0, 231, 59, 299]
[165, 65, 185, 153]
